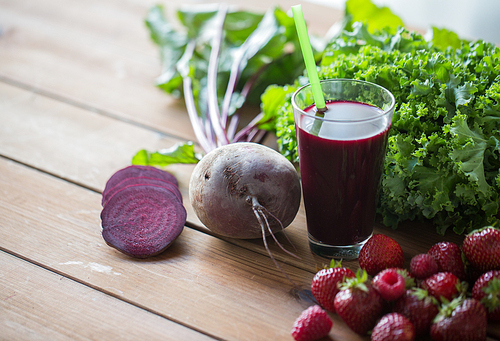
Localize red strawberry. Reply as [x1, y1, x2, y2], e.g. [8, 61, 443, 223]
[334, 269, 384, 335]
[291, 305, 332, 341]
[359, 234, 404, 276]
[371, 312, 415, 341]
[462, 226, 500, 273]
[372, 268, 406, 301]
[420, 272, 462, 303]
[472, 270, 500, 322]
[430, 298, 487, 341]
[311, 260, 355, 313]
[428, 241, 467, 280]
[410, 253, 438, 279]
[393, 288, 439, 336]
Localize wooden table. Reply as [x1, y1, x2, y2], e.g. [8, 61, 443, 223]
[0, 0, 498, 340]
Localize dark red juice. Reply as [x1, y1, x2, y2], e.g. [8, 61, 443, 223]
[297, 100, 390, 246]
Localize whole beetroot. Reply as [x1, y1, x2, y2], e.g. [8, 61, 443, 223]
[189, 142, 301, 239]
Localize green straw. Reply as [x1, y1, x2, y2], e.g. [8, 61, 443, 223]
[291, 5, 326, 113]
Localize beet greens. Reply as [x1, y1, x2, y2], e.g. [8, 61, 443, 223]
[132, 4, 326, 165]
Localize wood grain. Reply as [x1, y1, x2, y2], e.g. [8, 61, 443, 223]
[0, 251, 216, 341]
[0, 0, 195, 141]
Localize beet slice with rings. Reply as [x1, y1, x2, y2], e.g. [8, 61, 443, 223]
[102, 165, 179, 198]
[101, 184, 186, 258]
[102, 176, 182, 206]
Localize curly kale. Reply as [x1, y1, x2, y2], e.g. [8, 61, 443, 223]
[266, 24, 500, 235]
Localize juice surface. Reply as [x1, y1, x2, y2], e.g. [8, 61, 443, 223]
[297, 101, 390, 246]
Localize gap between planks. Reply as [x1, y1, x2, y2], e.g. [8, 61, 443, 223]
[0, 249, 221, 341]
[0, 157, 222, 340]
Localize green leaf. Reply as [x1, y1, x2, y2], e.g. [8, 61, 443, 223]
[454, 82, 478, 107]
[145, 5, 188, 96]
[132, 142, 201, 167]
[481, 277, 500, 312]
[345, 0, 404, 34]
[177, 4, 219, 40]
[259, 84, 297, 131]
[449, 114, 490, 195]
[430, 26, 463, 50]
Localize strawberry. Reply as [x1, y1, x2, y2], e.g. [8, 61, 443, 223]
[427, 241, 467, 280]
[462, 226, 500, 273]
[410, 253, 438, 280]
[393, 288, 439, 337]
[372, 268, 406, 301]
[472, 270, 500, 322]
[291, 305, 332, 341]
[358, 234, 404, 276]
[371, 312, 415, 341]
[334, 269, 384, 335]
[420, 272, 462, 303]
[310, 260, 355, 313]
[430, 297, 487, 341]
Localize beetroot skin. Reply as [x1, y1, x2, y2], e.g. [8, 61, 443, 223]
[103, 165, 178, 197]
[100, 167, 185, 258]
[102, 176, 182, 206]
[189, 142, 301, 239]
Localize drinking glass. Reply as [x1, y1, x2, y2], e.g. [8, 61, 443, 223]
[292, 79, 395, 259]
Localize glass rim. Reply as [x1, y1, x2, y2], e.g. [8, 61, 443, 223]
[291, 78, 396, 123]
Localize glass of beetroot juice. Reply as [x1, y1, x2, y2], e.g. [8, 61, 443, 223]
[292, 79, 395, 259]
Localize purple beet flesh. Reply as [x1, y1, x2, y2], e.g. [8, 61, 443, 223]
[100, 166, 185, 258]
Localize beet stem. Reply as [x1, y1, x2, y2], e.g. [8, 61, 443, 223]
[226, 113, 240, 141]
[206, 4, 230, 146]
[233, 112, 264, 142]
[177, 40, 215, 153]
[183, 76, 214, 153]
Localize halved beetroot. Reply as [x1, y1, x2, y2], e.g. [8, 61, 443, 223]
[101, 184, 186, 258]
[102, 176, 182, 206]
[102, 165, 178, 198]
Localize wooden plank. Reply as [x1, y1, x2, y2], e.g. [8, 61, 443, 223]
[0, 0, 194, 141]
[0, 251, 216, 341]
[0, 158, 369, 341]
[0, 0, 342, 141]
